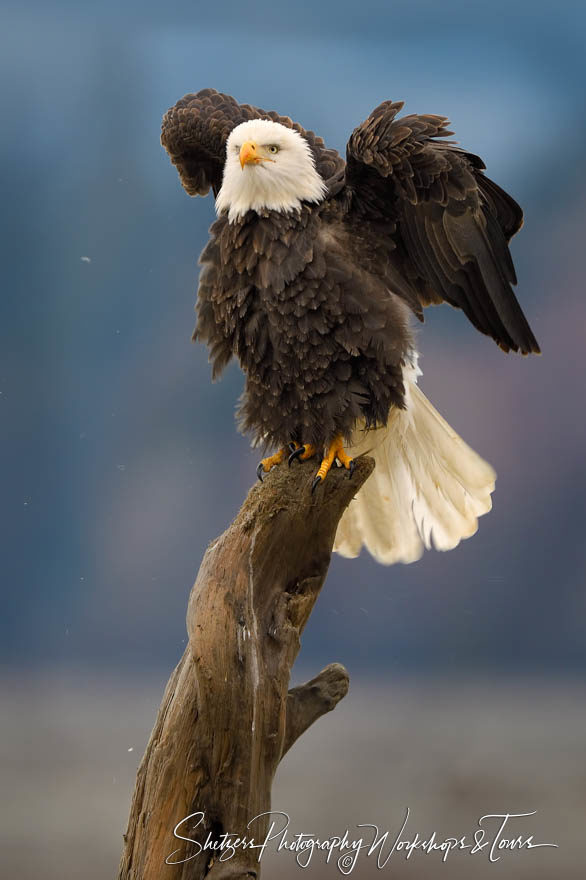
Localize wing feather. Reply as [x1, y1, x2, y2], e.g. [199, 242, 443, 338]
[161, 88, 345, 199]
[345, 101, 539, 354]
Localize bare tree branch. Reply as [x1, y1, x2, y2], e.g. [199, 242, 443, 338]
[118, 456, 374, 880]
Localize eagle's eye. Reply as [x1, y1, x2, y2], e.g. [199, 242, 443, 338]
[267, 145, 279, 154]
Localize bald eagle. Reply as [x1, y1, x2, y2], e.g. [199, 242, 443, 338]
[161, 89, 539, 565]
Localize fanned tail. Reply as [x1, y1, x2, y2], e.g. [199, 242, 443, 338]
[334, 373, 496, 565]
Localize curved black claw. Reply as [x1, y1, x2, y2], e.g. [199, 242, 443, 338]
[288, 445, 306, 467]
[256, 462, 265, 483]
[348, 459, 356, 479]
[288, 441, 298, 453]
[311, 475, 322, 494]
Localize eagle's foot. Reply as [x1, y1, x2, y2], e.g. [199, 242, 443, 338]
[288, 443, 318, 467]
[257, 444, 302, 482]
[256, 447, 287, 482]
[311, 435, 354, 493]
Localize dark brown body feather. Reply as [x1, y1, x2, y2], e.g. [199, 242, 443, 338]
[195, 201, 412, 448]
[162, 90, 540, 450]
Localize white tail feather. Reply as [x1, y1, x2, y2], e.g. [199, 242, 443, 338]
[334, 376, 496, 565]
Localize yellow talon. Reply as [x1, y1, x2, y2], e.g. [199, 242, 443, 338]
[258, 437, 354, 491]
[312, 435, 354, 492]
[315, 445, 337, 481]
[257, 443, 307, 481]
[262, 448, 288, 471]
[288, 443, 317, 466]
[256, 446, 289, 481]
[335, 446, 353, 469]
[298, 444, 318, 461]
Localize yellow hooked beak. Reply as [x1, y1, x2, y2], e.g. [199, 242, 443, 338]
[239, 141, 276, 169]
[240, 140, 260, 168]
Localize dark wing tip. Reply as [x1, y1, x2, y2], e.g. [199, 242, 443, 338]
[519, 336, 541, 356]
[477, 173, 524, 241]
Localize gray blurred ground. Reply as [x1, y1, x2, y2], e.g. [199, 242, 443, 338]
[2, 671, 584, 878]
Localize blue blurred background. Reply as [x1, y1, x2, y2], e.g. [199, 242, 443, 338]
[2, 1, 585, 876]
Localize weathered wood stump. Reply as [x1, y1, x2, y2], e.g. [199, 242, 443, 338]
[118, 455, 374, 880]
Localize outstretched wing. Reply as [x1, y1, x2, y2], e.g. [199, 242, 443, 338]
[161, 88, 345, 198]
[344, 100, 540, 354]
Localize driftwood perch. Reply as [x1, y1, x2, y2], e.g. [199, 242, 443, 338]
[118, 455, 374, 880]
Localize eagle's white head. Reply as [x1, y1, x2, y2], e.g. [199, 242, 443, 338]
[216, 119, 327, 222]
